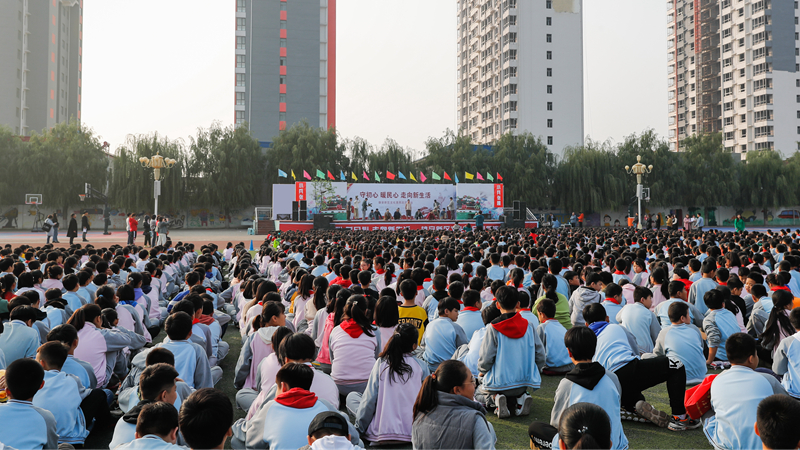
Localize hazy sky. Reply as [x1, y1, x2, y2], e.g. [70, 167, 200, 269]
[82, 0, 667, 155]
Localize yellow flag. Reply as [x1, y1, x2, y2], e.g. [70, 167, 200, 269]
[465, 172, 474, 180]
[410, 173, 417, 182]
[351, 172, 358, 181]
[291, 170, 296, 180]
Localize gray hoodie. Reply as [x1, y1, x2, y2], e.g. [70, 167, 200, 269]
[568, 286, 602, 327]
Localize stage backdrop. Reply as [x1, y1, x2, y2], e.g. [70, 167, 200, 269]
[346, 183, 457, 219]
[456, 183, 504, 220]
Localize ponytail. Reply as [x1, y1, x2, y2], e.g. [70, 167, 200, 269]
[761, 290, 795, 349]
[252, 301, 284, 332]
[270, 326, 293, 365]
[384, 263, 395, 288]
[379, 323, 417, 383]
[651, 268, 670, 299]
[413, 360, 471, 419]
[342, 295, 374, 337]
[543, 274, 559, 303]
[558, 403, 612, 450]
[67, 304, 102, 331]
[312, 277, 329, 311]
[510, 268, 524, 289]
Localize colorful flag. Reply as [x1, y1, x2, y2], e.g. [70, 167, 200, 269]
[465, 172, 474, 180]
[327, 170, 334, 180]
[410, 173, 417, 182]
[340, 170, 345, 181]
[420, 172, 427, 182]
[386, 171, 395, 180]
[363, 171, 370, 181]
[291, 170, 297, 180]
[487, 172, 494, 182]
[398, 171, 406, 180]
[432, 172, 441, 181]
[476, 172, 484, 181]
[351, 172, 358, 181]
[374, 171, 381, 182]
[278, 169, 288, 178]
[497, 173, 503, 181]
[455, 173, 459, 184]
[316, 169, 325, 179]
[303, 170, 311, 180]
[444, 172, 452, 181]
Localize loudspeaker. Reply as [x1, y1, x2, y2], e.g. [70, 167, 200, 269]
[513, 209, 521, 220]
[314, 214, 335, 230]
[292, 201, 299, 222]
[513, 200, 521, 211]
[299, 200, 307, 221]
[299, 201, 307, 211]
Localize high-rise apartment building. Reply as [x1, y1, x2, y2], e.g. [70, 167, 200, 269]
[668, 0, 800, 154]
[0, 0, 82, 136]
[235, 0, 335, 143]
[456, 0, 584, 154]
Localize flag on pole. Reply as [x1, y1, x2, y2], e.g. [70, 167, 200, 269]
[291, 170, 297, 180]
[455, 173, 459, 184]
[497, 173, 503, 182]
[476, 172, 484, 181]
[420, 172, 427, 182]
[432, 172, 441, 181]
[303, 170, 311, 180]
[386, 171, 395, 180]
[316, 169, 325, 179]
[363, 171, 370, 181]
[465, 172, 474, 180]
[374, 171, 381, 182]
[327, 170, 335, 180]
[351, 172, 358, 181]
[410, 173, 417, 182]
[487, 172, 494, 182]
[398, 171, 406, 180]
[340, 170, 345, 181]
[278, 169, 288, 178]
[443, 172, 452, 181]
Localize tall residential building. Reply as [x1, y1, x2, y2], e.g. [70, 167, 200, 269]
[235, 0, 335, 143]
[456, 0, 584, 154]
[668, 0, 800, 154]
[0, 0, 82, 136]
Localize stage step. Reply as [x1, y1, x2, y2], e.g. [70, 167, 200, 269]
[255, 219, 275, 235]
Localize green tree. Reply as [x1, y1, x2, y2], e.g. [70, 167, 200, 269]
[23, 121, 109, 218]
[189, 123, 266, 227]
[491, 132, 556, 208]
[553, 140, 627, 212]
[0, 126, 27, 204]
[739, 150, 797, 223]
[616, 129, 683, 208]
[110, 132, 188, 213]
[680, 133, 739, 208]
[366, 139, 416, 182]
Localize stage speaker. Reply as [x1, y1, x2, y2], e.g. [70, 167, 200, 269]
[292, 201, 299, 222]
[513, 200, 521, 211]
[314, 214, 335, 230]
[299, 200, 307, 221]
[299, 200, 307, 211]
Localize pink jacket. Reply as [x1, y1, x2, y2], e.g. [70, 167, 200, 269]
[328, 325, 380, 385]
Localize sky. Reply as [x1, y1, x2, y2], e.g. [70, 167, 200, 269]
[82, 0, 668, 155]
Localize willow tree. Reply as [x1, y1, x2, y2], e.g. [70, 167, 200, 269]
[680, 133, 739, 208]
[552, 141, 627, 212]
[421, 130, 479, 178]
[739, 150, 797, 223]
[0, 126, 27, 205]
[616, 129, 683, 207]
[366, 138, 417, 182]
[23, 121, 109, 217]
[110, 133, 188, 213]
[491, 132, 556, 208]
[188, 123, 265, 227]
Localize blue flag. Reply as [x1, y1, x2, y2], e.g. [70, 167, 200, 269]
[278, 169, 288, 178]
[455, 173, 460, 184]
[340, 170, 345, 181]
[398, 171, 406, 180]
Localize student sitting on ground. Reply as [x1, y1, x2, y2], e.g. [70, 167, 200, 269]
[114, 402, 183, 450]
[653, 301, 707, 385]
[233, 363, 359, 450]
[617, 286, 661, 354]
[422, 275, 449, 323]
[301, 411, 362, 450]
[601, 283, 625, 325]
[68, 303, 133, 388]
[47, 323, 97, 389]
[582, 303, 694, 431]
[528, 327, 628, 450]
[755, 394, 800, 450]
[456, 289, 485, 340]
[153, 311, 217, 389]
[179, 388, 235, 450]
[477, 286, 545, 419]
[771, 307, 800, 398]
[454, 304, 502, 377]
[421, 297, 469, 372]
[703, 333, 787, 450]
[612, 259, 631, 285]
[703, 289, 743, 365]
[0, 305, 41, 363]
[0, 358, 58, 450]
[517, 285, 539, 330]
[397, 279, 428, 345]
[568, 273, 603, 327]
[329, 295, 381, 397]
[118, 347, 194, 414]
[535, 299, 574, 375]
[234, 301, 286, 390]
[534, 274, 572, 330]
[654, 281, 704, 329]
[747, 285, 773, 337]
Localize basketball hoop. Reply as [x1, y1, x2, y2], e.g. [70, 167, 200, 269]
[25, 194, 42, 205]
[79, 194, 86, 202]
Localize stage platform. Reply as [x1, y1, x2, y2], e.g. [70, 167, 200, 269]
[276, 220, 538, 232]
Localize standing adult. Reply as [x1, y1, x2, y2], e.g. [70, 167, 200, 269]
[734, 214, 745, 233]
[44, 214, 55, 244]
[143, 215, 152, 247]
[570, 212, 577, 228]
[655, 213, 661, 231]
[683, 214, 692, 231]
[66, 213, 78, 245]
[157, 217, 169, 246]
[448, 197, 456, 220]
[362, 198, 368, 221]
[578, 212, 584, 228]
[149, 215, 157, 242]
[51, 212, 60, 243]
[695, 213, 704, 232]
[406, 198, 412, 219]
[81, 212, 91, 242]
[127, 214, 138, 245]
[474, 212, 484, 231]
[346, 198, 352, 221]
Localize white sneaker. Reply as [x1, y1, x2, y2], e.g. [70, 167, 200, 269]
[516, 392, 533, 416]
[494, 394, 510, 419]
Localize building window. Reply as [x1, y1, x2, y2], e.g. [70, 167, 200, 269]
[237, 0, 245, 12]
[547, 102, 553, 111]
[546, 0, 551, 8]
[236, 17, 246, 31]
[741, 129, 747, 138]
[235, 111, 245, 125]
[547, 85, 552, 93]
[546, 34, 552, 43]
[236, 92, 245, 106]
[546, 68, 552, 77]
[547, 119, 553, 128]
[546, 17, 552, 26]
[236, 73, 245, 87]
[236, 55, 246, 68]
[236, 36, 246, 49]
[546, 51, 552, 60]
[547, 136, 553, 145]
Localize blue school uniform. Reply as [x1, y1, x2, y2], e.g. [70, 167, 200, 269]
[536, 319, 573, 370]
[655, 298, 703, 328]
[702, 309, 741, 361]
[772, 331, 800, 398]
[158, 339, 214, 389]
[0, 320, 40, 363]
[455, 326, 487, 376]
[114, 435, 184, 450]
[617, 302, 661, 354]
[421, 319, 469, 371]
[0, 399, 59, 450]
[63, 291, 86, 312]
[478, 312, 546, 391]
[32, 370, 89, 445]
[62, 355, 97, 390]
[456, 309, 485, 340]
[590, 322, 639, 372]
[688, 277, 718, 315]
[653, 323, 707, 384]
[601, 299, 624, 325]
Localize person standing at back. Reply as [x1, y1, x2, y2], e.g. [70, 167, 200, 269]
[157, 217, 170, 247]
[143, 215, 152, 247]
[52, 212, 60, 243]
[67, 213, 78, 245]
[81, 212, 91, 242]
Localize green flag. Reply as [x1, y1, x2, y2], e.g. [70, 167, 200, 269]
[374, 171, 381, 182]
[487, 172, 494, 182]
[316, 169, 325, 179]
[432, 171, 441, 181]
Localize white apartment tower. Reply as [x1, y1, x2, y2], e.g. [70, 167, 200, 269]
[668, 0, 800, 154]
[457, 0, 584, 155]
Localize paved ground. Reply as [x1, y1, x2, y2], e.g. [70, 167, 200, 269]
[0, 228, 263, 249]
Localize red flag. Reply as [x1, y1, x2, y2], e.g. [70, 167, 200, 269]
[327, 170, 334, 180]
[443, 171, 452, 181]
[386, 171, 395, 180]
[497, 173, 503, 181]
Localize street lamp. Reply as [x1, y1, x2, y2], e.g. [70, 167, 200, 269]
[624, 155, 653, 230]
[139, 152, 177, 217]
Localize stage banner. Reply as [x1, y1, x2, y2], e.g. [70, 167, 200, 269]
[300, 181, 348, 220]
[456, 183, 504, 220]
[295, 182, 307, 201]
[346, 183, 457, 220]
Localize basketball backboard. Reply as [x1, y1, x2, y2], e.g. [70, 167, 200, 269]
[25, 194, 42, 205]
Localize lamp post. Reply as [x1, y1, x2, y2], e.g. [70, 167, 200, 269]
[139, 152, 177, 217]
[625, 155, 653, 230]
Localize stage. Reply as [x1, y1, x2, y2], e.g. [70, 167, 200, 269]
[276, 220, 538, 232]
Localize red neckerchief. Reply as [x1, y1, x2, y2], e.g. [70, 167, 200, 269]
[718, 282, 727, 286]
[772, 286, 791, 292]
[375, 269, 385, 275]
[463, 306, 480, 312]
[340, 319, 364, 338]
[423, 278, 432, 283]
[275, 388, 318, 409]
[416, 285, 424, 291]
[604, 296, 621, 305]
[192, 318, 200, 325]
[614, 270, 625, 275]
[197, 315, 215, 325]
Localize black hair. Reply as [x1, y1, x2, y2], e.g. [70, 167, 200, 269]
[668, 280, 686, 298]
[270, 326, 293, 364]
[668, 301, 690, 323]
[342, 295, 374, 337]
[564, 326, 596, 361]
[5, 358, 44, 400]
[37, 341, 68, 370]
[761, 290, 796, 349]
[46, 323, 78, 347]
[140, 363, 179, 401]
[136, 402, 179, 438]
[650, 268, 670, 299]
[279, 332, 316, 362]
[179, 388, 234, 450]
[165, 311, 193, 341]
[756, 394, 800, 450]
[542, 274, 560, 304]
[462, 289, 481, 308]
[557, 403, 612, 450]
[413, 359, 471, 419]
[437, 297, 461, 316]
[379, 322, 419, 383]
[633, 286, 653, 303]
[604, 283, 622, 300]
[536, 298, 556, 319]
[582, 303, 607, 325]
[726, 332, 757, 365]
[374, 296, 399, 328]
[703, 289, 724, 310]
[495, 285, 519, 310]
[275, 362, 314, 390]
[146, 347, 176, 367]
[252, 301, 285, 332]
